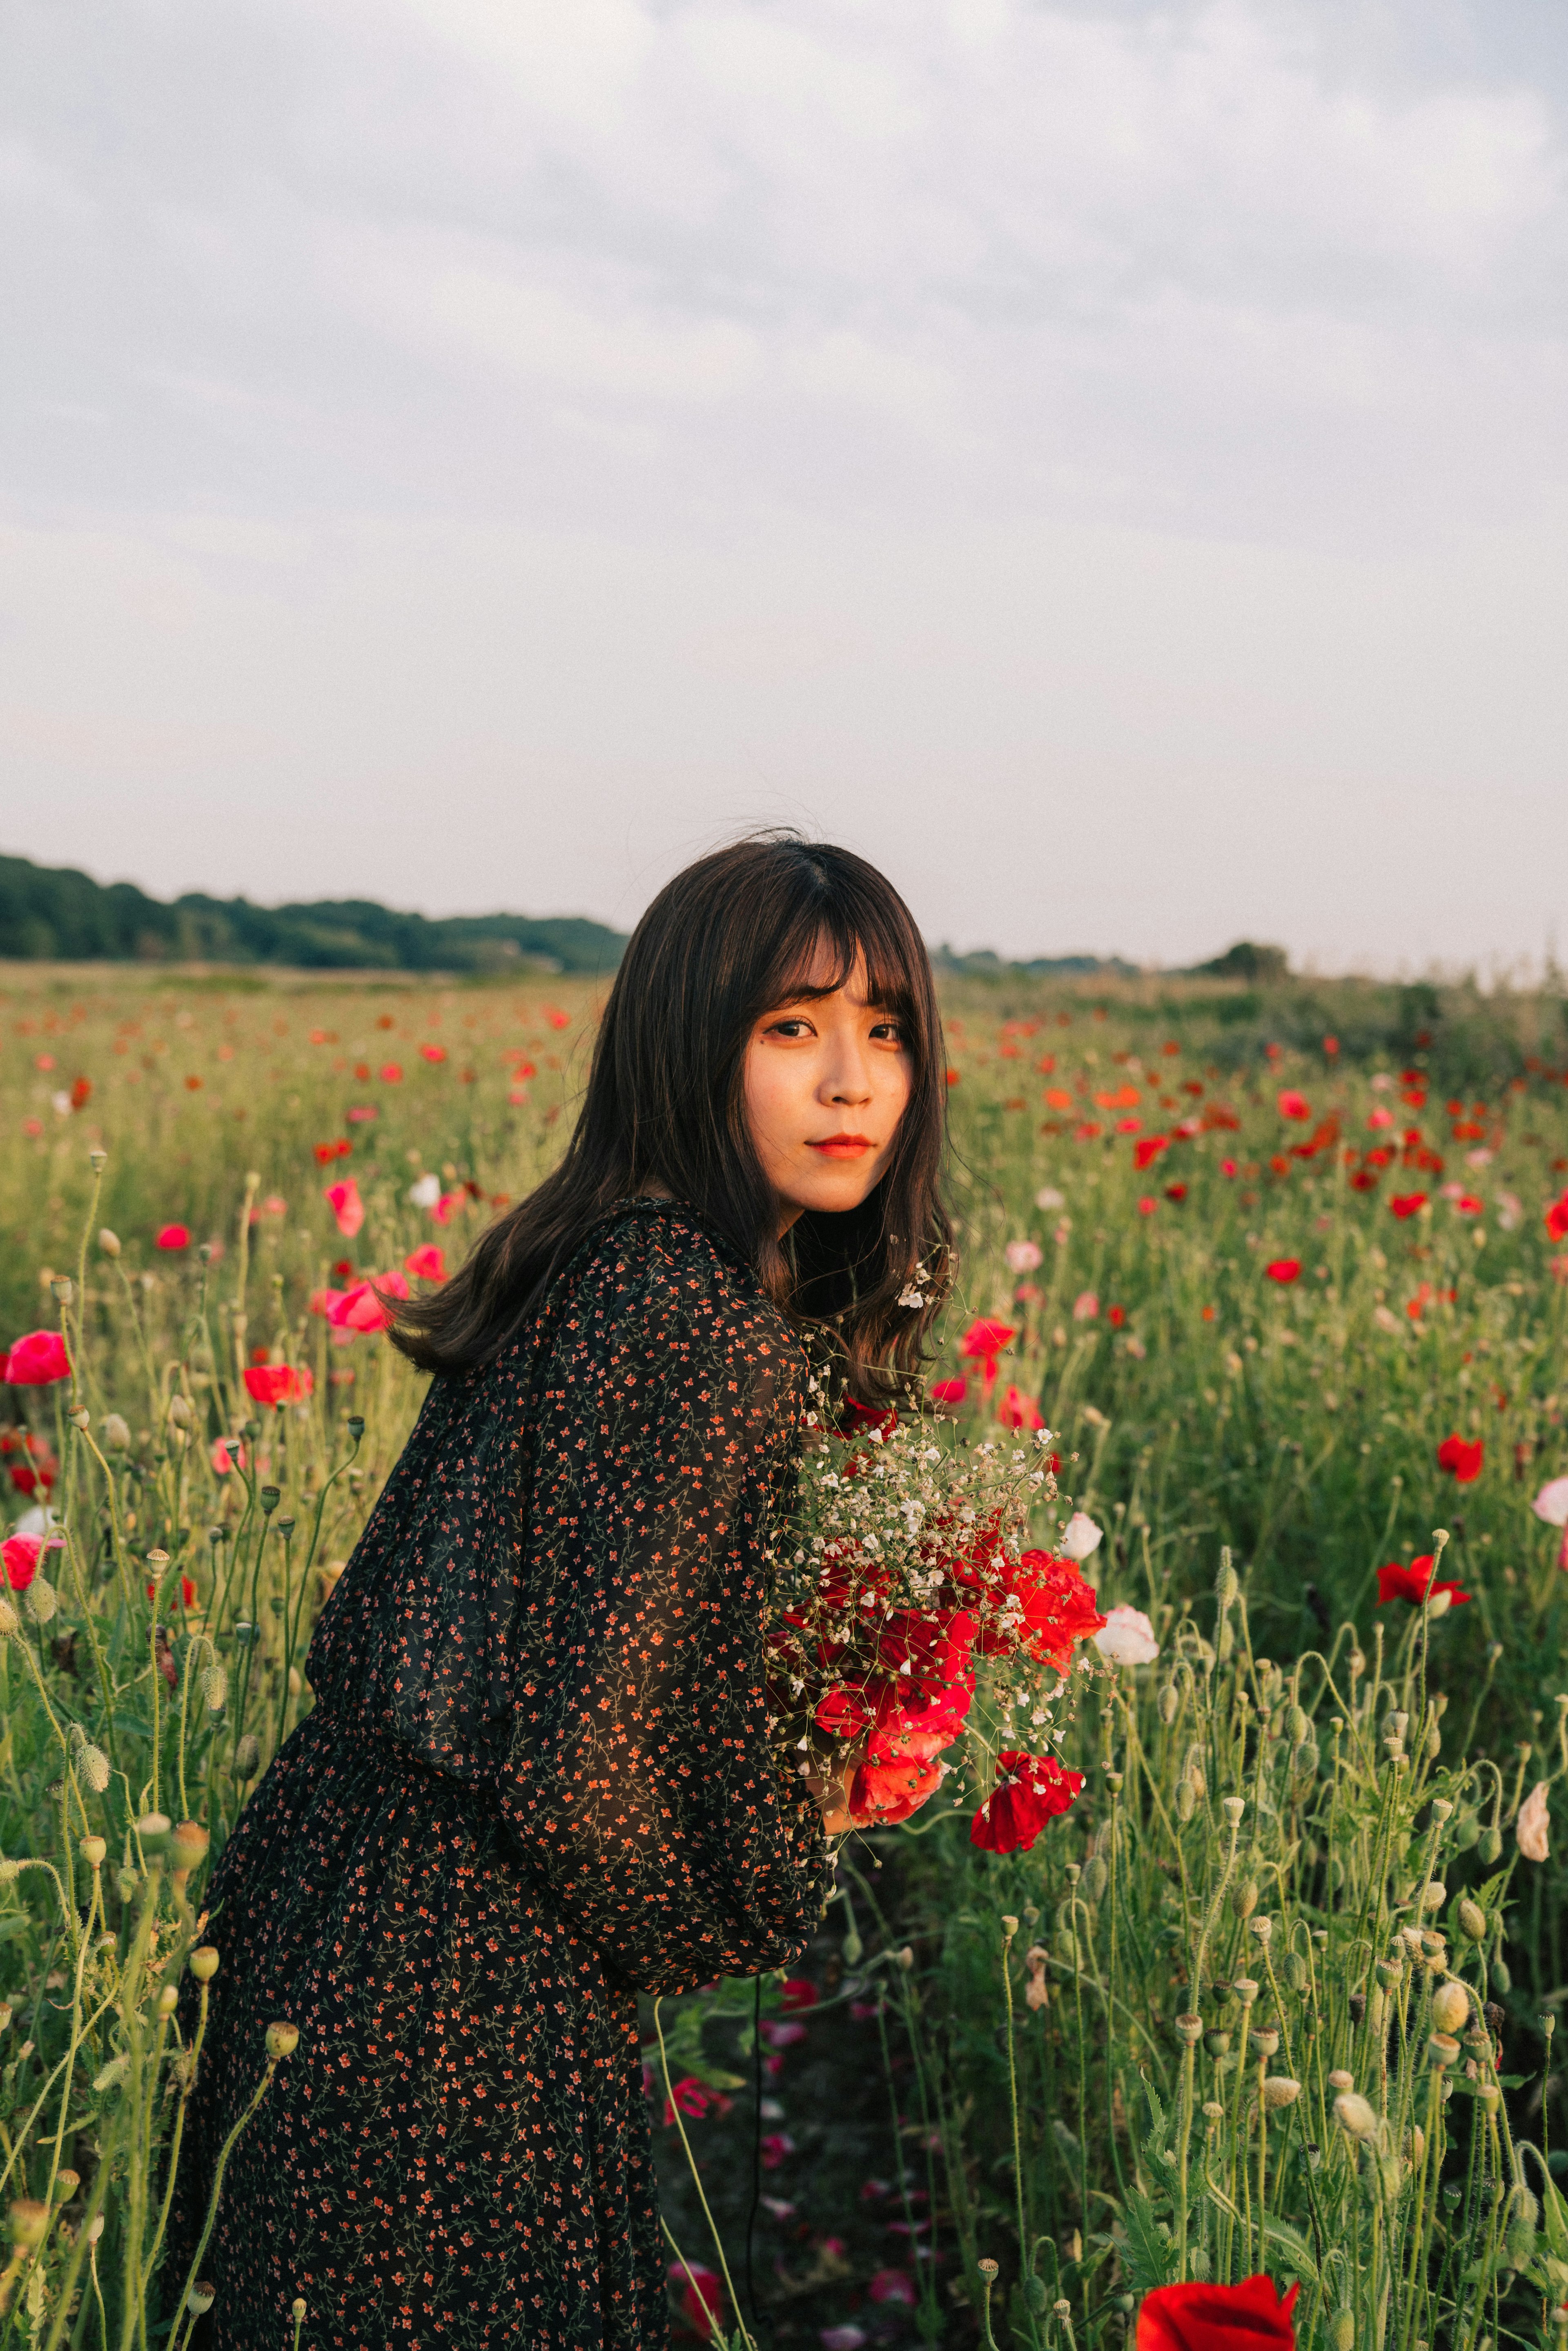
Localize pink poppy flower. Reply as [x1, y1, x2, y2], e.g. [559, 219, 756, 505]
[155, 1224, 189, 1251]
[243, 1364, 314, 1408]
[324, 1179, 364, 1239]
[405, 1244, 448, 1281]
[2, 1330, 71, 1386]
[996, 1384, 1044, 1431]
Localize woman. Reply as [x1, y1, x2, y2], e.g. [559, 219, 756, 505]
[178, 837, 953, 2349]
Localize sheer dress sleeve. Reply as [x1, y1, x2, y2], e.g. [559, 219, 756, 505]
[498, 1214, 830, 1994]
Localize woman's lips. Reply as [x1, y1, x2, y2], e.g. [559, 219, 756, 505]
[809, 1136, 875, 1159]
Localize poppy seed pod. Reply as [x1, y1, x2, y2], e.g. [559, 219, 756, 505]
[1249, 1915, 1272, 1947]
[1252, 2027, 1281, 2057]
[156, 1984, 179, 2018]
[1232, 1977, 1259, 2007]
[265, 2021, 299, 2059]
[144, 1548, 170, 1587]
[1223, 1797, 1246, 1826]
[1421, 1881, 1447, 1912]
[100, 1413, 130, 1450]
[1431, 1979, 1470, 2034]
[1262, 2076, 1301, 2109]
[186, 2283, 216, 2315]
[135, 1812, 172, 1856]
[1427, 2032, 1461, 2068]
[9, 2199, 49, 2249]
[1334, 2090, 1378, 2138]
[50, 2170, 77, 2204]
[1459, 1897, 1487, 1941]
[80, 1835, 105, 1868]
[190, 1946, 219, 1982]
[1000, 1914, 1019, 1938]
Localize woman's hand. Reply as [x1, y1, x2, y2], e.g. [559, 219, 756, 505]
[803, 1746, 864, 1835]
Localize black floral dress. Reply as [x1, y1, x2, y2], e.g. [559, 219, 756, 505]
[178, 1200, 829, 2350]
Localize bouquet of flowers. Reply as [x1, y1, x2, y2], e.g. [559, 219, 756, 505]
[766, 1382, 1107, 1852]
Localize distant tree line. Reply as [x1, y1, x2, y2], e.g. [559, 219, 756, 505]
[0, 853, 628, 975]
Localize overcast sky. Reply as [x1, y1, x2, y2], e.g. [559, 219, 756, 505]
[3, 0, 1566, 973]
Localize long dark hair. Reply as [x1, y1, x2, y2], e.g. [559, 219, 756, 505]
[390, 835, 953, 1398]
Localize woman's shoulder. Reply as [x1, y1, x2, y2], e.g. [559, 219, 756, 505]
[552, 1198, 805, 1379]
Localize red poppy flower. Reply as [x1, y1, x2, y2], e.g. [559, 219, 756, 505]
[1004, 1553, 1106, 1670]
[324, 1177, 364, 1238]
[960, 1319, 1015, 1363]
[970, 1752, 1084, 1854]
[155, 1223, 190, 1250]
[1134, 1134, 1168, 1170]
[70, 1076, 91, 1109]
[2, 1330, 71, 1386]
[850, 1751, 947, 1824]
[662, 2077, 733, 2125]
[420, 1043, 446, 1063]
[1349, 1168, 1379, 1191]
[1165, 1182, 1188, 1202]
[1437, 1432, 1483, 1483]
[1137, 2274, 1298, 2351]
[1547, 1194, 1568, 1242]
[1108, 1305, 1126, 1327]
[379, 1062, 403, 1083]
[930, 1376, 967, 1406]
[996, 1384, 1044, 1430]
[1264, 1259, 1300, 1285]
[243, 1363, 314, 1408]
[6, 1432, 58, 1493]
[1377, 1555, 1470, 1607]
[1276, 1091, 1310, 1121]
[146, 1573, 199, 1609]
[665, 2260, 725, 2336]
[1390, 1193, 1428, 1219]
[404, 1244, 448, 1282]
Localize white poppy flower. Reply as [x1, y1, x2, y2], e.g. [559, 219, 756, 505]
[1518, 1779, 1551, 1863]
[1060, 1511, 1103, 1563]
[1094, 1605, 1159, 1666]
[408, 1172, 442, 1208]
[1533, 1476, 1568, 1529]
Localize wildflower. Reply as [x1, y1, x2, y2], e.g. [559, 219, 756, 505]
[1533, 1476, 1568, 1527]
[1165, 1182, 1188, 1202]
[1137, 1195, 1158, 1216]
[1072, 1291, 1099, 1321]
[996, 1385, 1044, 1431]
[821, 2329, 868, 2351]
[1060, 1511, 1102, 1564]
[1264, 1259, 1300, 1285]
[760, 2133, 795, 2169]
[1134, 1135, 1168, 1170]
[405, 1243, 448, 1281]
[1390, 1193, 1427, 1219]
[1376, 1557, 1470, 1608]
[1005, 1239, 1043, 1273]
[959, 1320, 1015, 1389]
[2, 1330, 71, 1385]
[1548, 1194, 1568, 1242]
[970, 1752, 1084, 1854]
[1035, 1186, 1065, 1210]
[867, 2271, 917, 2306]
[155, 1223, 190, 1250]
[666, 2260, 726, 2333]
[930, 1376, 967, 1407]
[1437, 1432, 1483, 1482]
[1137, 2275, 1298, 2351]
[324, 1178, 364, 1238]
[243, 1364, 314, 1408]
[408, 1172, 441, 1209]
[1094, 1604, 1159, 1665]
[1277, 1091, 1310, 1120]
[662, 2076, 733, 2124]
[3, 1533, 61, 1591]
[1518, 1779, 1551, 1862]
[211, 1437, 247, 1474]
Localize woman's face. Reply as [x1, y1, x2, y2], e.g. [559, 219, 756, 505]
[743, 946, 913, 1232]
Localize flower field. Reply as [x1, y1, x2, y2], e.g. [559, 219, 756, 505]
[5, 957, 1568, 2349]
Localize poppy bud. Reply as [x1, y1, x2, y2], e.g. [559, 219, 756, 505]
[98, 1228, 120, 1257]
[80, 1835, 105, 1868]
[70, 1406, 89, 1431]
[156, 1984, 179, 2019]
[1332, 2313, 1354, 2351]
[186, 2283, 216, 2315]
[1479, 1825, 1502, 1863]
[0, 1598, 18, 1639]
[201, 1665, 227, 1712]
[234, 1735, 261, 1779]
[1263, 2076, 1301, 2109]
[168, 1397, 193, 1429]
[1082, 1856, 1108, 1903]
[170, 1821, 209, 1873]
[21, 1578, 57, 1626]
[190, 1946, 219, 1982]
[1334, 2090, 1378, 2138]
[1459, 1898, 1487, 1941]
[9, 2199, 49, 2250]
[265, 2021, 299, 2059]
[1176, 1777, 1196, 1822]
[1421, 1880, 1446, 1912]
[1215, 1560, 1238, 1607]
[1283, 1952, 1309, 1992]
[78, 1746, 110, 1795]
[1432, 1979, 1470, 2034]
[292, 2302, 307, 2323]
[1158, 1683, 1179, 1725]
[100, 1414, 131, 1450]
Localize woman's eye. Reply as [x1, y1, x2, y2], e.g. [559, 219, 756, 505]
[769, 1018, 814, 1039]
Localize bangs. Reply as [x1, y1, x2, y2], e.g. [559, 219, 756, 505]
[759, 899, 922, 1030]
